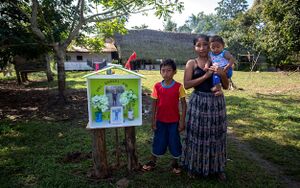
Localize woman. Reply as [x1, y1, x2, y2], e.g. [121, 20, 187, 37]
[180, 34, 229, 181]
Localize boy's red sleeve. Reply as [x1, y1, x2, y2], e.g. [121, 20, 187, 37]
[151, 84, 158, 99]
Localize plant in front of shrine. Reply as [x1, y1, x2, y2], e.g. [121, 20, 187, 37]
[119, 90, 137, 111]
[91, 95, 109, 113]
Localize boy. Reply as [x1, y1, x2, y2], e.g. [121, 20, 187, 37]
[205, 35, 235, 96]
[142, 59, 187, 174]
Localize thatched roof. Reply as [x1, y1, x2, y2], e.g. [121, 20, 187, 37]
[67, 41, 117, 53]
[114, 29, 199, 64]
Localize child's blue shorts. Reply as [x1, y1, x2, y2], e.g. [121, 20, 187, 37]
[213, 67, 233, 86]
[152, 121, 182, 158]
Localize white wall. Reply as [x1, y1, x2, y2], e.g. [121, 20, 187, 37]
[64, 52, 112, 70]
[66, 52, 112, 62]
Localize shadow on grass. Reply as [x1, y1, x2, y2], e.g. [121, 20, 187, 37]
[225, 94, 300, 181]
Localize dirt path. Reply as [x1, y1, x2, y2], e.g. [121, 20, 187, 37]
[228, 130, 300, 188]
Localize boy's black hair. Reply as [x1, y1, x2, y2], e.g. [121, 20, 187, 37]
[160, 59, 176, 71]
[209, 35, 225, 45]
[193, 34, 209, 45]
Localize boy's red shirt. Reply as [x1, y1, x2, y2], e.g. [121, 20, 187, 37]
[151, 80, 186, 123]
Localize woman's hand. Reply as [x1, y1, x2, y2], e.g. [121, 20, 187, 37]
[208, 65, 229, 89]
[208, 65, 221, 74]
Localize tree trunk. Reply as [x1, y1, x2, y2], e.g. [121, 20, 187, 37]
[124, 127, 139, 171]
[92, 129, 110, 178]
[45, 54, 53, 82]
[53, 44, 66, 102]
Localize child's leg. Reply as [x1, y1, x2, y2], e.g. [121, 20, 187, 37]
[211, 74, 223, 95]
[143, 121, 168, 171]
[168, 122, 182, 159]
[167, 122, 182, 174]
[227, 67, 233, 78]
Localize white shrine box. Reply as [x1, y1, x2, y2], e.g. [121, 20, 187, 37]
[83, 65, 144, 129]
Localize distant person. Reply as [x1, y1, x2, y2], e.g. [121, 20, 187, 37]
[112, 88, 118, 106]
[181, 34, 229, 181]
[142, 59, 187, 174]
[204, 35, 235, 96]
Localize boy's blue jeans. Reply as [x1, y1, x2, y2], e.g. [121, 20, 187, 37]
[152, 121, 182, 158]
[213, 67, 233, 86]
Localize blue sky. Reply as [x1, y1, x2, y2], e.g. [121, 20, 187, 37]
[126, 0, 254, 30]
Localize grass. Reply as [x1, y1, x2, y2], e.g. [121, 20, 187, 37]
[1, 70, 300, 187]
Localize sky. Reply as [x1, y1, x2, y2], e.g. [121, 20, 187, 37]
[126, 0, 254, 30]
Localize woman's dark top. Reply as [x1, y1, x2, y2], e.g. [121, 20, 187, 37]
[192, 66, 213, 92]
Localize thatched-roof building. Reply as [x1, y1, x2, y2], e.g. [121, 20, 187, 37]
[115, 29, 199, 65]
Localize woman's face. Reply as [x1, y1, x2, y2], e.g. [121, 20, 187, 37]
[194, 38, 209, 57]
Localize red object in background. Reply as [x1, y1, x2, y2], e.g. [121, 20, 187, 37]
[95, 63, 99, 71]
[125, 51, 137, 70]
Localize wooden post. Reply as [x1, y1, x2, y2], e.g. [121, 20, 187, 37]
[115, 128, 120, 167]
[124, 127, 139, 171]
[92, 129, 110, 178]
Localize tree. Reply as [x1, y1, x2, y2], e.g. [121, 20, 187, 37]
[237, 0, 300, 66]
[131, 24, 149, 30]
[177, 24, 192, 33]
[163, 18, 177, 32]
[3, 0, 183, 102]
[179, 12, 222, 34]
[215, 0, 248, 20]
[257, 0, 300, 65]
[0, 2, 50, 68]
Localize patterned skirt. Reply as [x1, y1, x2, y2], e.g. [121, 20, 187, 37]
[180, 91, 227, 176]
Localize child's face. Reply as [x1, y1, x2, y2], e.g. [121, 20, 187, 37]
[160, 65, 176, 81]
[210, 41, 224, 54]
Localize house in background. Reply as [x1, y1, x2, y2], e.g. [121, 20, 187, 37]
[65, 39, 118, 71]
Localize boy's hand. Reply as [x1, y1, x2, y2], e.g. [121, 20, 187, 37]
[178, 122, 185, 132]
[151, 123, 157, 131]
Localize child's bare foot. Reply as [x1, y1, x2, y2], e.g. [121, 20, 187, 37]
[214, 89, 223, 96]
[211, 86, 218, 92]
[211, 84, 222, 92]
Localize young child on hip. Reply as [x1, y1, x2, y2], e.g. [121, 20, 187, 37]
[205, 35, 235, 96]
[142, 59, 187, 174]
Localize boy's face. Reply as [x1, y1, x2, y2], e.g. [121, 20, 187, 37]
[160, 65, 176, 81]
[210, 41, 224, 54]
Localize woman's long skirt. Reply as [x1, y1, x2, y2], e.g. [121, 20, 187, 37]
[180, 91, 227, 176]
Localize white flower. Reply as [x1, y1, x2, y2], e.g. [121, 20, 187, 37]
[91, 95, 109, 112]
[119, 90, 137, 109]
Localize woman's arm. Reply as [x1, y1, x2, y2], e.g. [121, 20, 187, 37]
[178, 97, 187, 132]
[184, 60, 212, 89]
[224, 51, 235, 72]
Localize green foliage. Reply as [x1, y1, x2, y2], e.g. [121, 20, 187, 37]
[215, 0, 248, 20]
[131, 24, 149, 30]
[0, 1, 50, 67]
[258, 0, 300, 65]
[163, 18, 177, 32]
[179, 12, 222, 34]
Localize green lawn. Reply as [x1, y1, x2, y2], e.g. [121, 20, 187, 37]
[1, 70, 299, 187]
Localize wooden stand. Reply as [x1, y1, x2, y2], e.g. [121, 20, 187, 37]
[91, 126, 138, 178]
[124, 127, 139, 170]
[92, 129, 110, 178]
